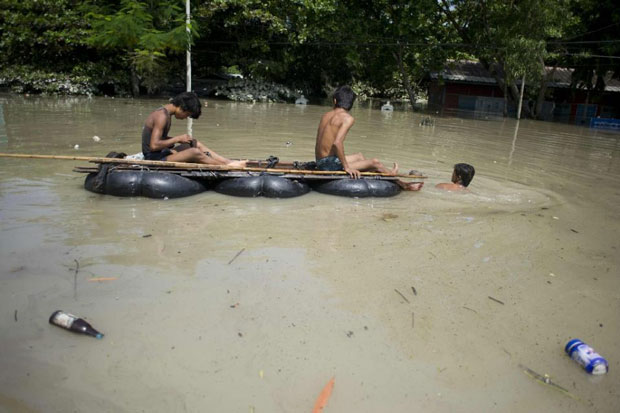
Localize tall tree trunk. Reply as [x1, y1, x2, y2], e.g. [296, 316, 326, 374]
[517, 74, 526, 120]
[503, 81, 508, 117]
[534, 59, 556, 120]
[393, 44, 417, 110]
[480, 58, 531, 118]
[130, 68, 140, 97]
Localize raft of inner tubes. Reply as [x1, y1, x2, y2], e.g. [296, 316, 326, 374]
[82, 154, 402, 199]
[84, 170, 401, 199]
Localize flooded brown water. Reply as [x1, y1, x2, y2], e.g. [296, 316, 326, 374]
[0, 94, 619, 412]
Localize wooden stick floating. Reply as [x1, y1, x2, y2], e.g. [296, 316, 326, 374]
[228, 248, 245, 265]
[394, 289, 410, 303]
[0, 153, 427, 179]
[488, 296, 505, 305]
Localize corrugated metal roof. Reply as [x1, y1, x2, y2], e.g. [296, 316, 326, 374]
[431, 60, 620, 92]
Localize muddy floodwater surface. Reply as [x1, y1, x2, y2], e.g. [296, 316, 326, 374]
[0, 95, 619, 412]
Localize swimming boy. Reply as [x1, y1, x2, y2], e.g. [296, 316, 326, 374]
[436, 163, 475, 190]
[315, 85, 423, 191]
[142, 91, 246, 167]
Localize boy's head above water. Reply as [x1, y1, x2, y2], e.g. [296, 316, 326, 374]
[452, 163, 475, 187]
[333, 85, 356, 111]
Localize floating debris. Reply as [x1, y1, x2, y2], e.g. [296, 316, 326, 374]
[488, 296, 505, 305]
[463, 306, 478, 314]
[381, 101, 394, 111]
[382, 213, 399, 221]
[519, 364, 580, 401]
[228, 248, 245, 265]
[312, 377, 335, 413]
[394, 289, 410, 303]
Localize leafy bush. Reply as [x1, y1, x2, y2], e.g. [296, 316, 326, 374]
[0, 66, 96, 95]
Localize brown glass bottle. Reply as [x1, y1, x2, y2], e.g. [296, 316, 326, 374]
[49, 310, 104, 339]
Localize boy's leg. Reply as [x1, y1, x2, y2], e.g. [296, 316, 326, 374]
[195, 141, 232, 164]
[345, 152, 365, 163]
[348, 158, 398, 175]
[194, 140, 247, 167]
[166, 148, 224, 165]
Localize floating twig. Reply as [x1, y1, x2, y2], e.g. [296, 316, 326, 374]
[411, 286, 417, 296]
[228, 248, 245, 265]
[88, 277, 118, 282]
[14, 310, 17, 322]
[488, 296, 504, 305]
[73, 259, 79, 300]
[570, 229, 579, 233]
[463, 306, 478, 314]
[518, 364, 580, 401]
[394, 289, 410, 303]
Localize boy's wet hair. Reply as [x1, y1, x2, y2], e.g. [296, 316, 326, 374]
[333, 86, 356, 111]
[170, 92, 202, 119]
[454, 163, 475, 187]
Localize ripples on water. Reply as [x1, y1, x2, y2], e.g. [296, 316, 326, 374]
[1, 94, 619, 211]
[1, 95, 620, 412]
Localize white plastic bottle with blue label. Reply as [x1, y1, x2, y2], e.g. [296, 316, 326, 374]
[565, 339, 608, 375]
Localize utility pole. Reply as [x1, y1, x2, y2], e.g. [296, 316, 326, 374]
[186, 0, 192, 135]
[517, 73, 525, 120]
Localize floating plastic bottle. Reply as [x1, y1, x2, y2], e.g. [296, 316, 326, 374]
[565, 338, 608, 375]
[49, 310, 104, 339]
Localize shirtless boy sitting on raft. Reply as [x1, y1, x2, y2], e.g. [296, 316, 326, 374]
[436, 163, 475, 191]
[142, 91, 246, 167]
[315, 85, 423, 191]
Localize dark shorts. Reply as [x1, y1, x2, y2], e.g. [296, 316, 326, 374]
[316, 156, 343, 171]
[144, 148, 172, 161]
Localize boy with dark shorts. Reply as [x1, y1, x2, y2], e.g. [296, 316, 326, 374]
[436, 163, 475, 190]
[314, 86, 423, 191]
[142, 92, 246, 167]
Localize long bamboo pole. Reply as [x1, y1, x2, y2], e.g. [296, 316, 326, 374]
[0, 153, 426, 179]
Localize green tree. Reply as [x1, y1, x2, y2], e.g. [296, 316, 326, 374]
[439, 0, 575, 118]
[563, 0, 620, 110]
[87, 0, 197, 95]
[342, 0, 454, 105]
[0, 0, 90, 69]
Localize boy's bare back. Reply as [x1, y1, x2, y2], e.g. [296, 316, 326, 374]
[315, 108, 355, 160]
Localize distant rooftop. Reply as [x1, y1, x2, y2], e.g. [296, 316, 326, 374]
[431, 60, 620, 92]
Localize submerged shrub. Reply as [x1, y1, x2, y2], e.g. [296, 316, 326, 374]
[214, 78, 298, 102]
[0, 66, 97, 96]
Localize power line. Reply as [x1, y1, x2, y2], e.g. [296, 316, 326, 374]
[563, 53, 620, 60]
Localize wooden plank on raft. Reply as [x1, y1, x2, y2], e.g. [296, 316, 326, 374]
[71, 166, 404, 181]
[0, 153, 427, 179]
